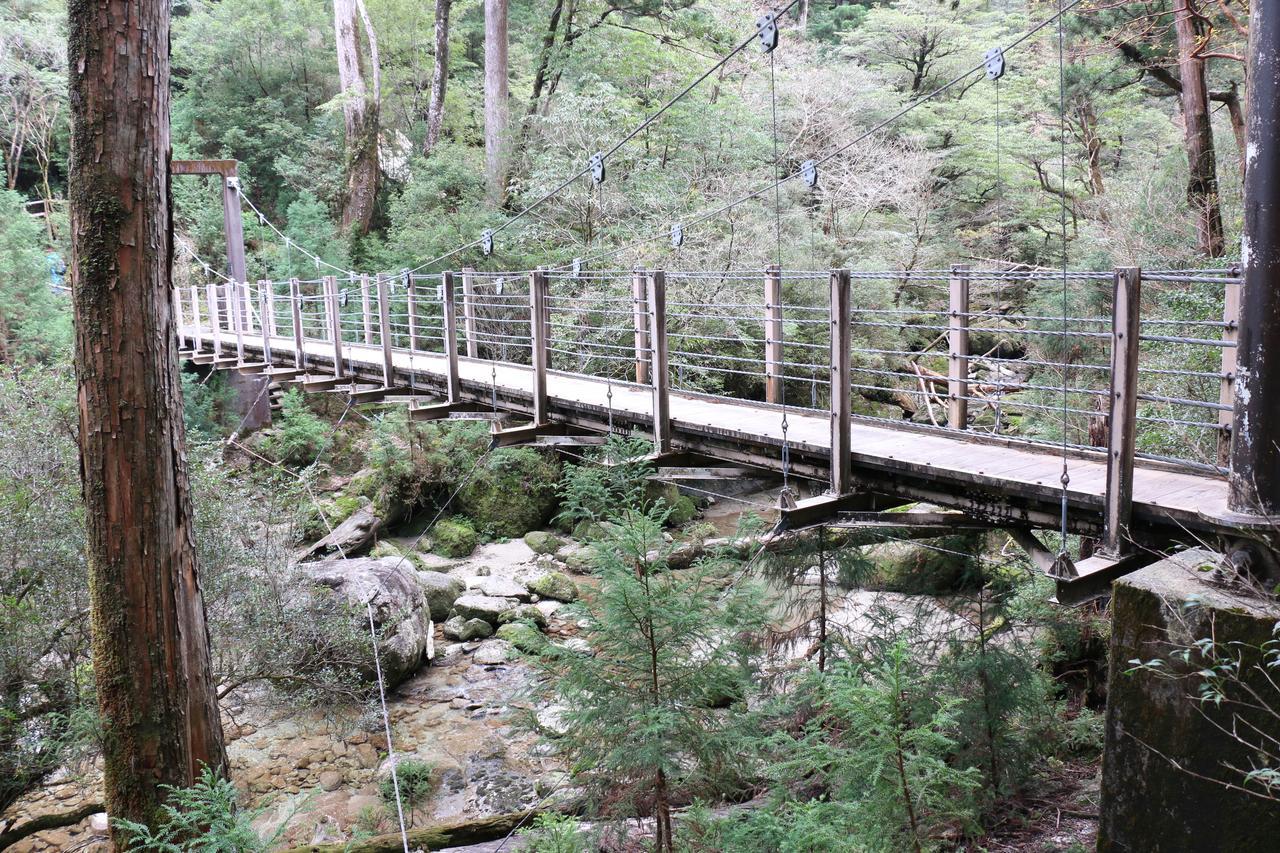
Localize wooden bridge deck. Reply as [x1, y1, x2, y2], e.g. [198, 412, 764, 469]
[183, 329, 1238, 545]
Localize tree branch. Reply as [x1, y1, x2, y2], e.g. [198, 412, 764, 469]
[0, 802, 104, 850]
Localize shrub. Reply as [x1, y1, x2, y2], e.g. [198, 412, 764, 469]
[379, 758, 436, 825]
[553, 435, 653, 531]
[181, 369, 238, 440]
[264, 388, 330, 466]
[518, 813, 591, 852]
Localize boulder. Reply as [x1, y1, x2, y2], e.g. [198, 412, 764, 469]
[468, 576, 530, 601]
[457, 448, 561, 537]
[498, 604, 547, 631]
[571, 519, 608, 542]
[524, 530, 563, 555]
[419, 572, 466, 622]
[297, 504, 384, 561]
[304, 557, 433, 687]
[370, 540, 404, 560]
[563, 548, 595, 574]
[496, 622, 547, 654]
[432, 518, 479, 558]
[527, 571, 578, 603]
[451, 593, 519, 624]
[473, 641, 511, 666]
[443, 616, 494, 641]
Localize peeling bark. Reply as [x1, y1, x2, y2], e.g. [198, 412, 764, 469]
[423, 0, 452, 156]
[334, 0, 381, 235]
[66, 0, 226, 838]
[1173, 0, 1226, 257]
[484, 0, 509, 205]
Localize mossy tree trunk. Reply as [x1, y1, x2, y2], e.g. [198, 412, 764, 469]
[334, 0, 381, 236]
[67, 0, 226, 839]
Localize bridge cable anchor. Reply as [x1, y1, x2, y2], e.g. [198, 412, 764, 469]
[756, 12, 779, 53]
[800, 160, 818, 189]
[984, 47, 1006, 81]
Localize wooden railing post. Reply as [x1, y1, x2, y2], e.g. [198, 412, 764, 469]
[1102, 266, 1141, 557]
[529, 269, 550, 424]
[632, 269, 651, 384]
[206, 283, 222, 356]
[290, 278, 304, 370]
[361, 274, 374, 345]
[830, 269, 853, 496]
[258, 282, 273, 364]
[649, 269, 672, 454]
[1218, 274, 1241, 466]
[948, 264, 971, 429]
[764, 264, 784, 404]
[442, 271, 462, 402]
[190, 284, 203, 350]
[232, 281, 246, 362]
[376, 274, 394, 386]
[262, 279, 277, 337]
[462, 267, 479, 358]
[405, 272, 419, 353]
[324, 275, 345, 379]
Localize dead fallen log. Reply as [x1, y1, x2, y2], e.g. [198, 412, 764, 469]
[280, 809, 543, 853]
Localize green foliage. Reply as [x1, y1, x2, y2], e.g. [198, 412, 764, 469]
[458, 447, 561, 538]
[431, 517, 478, 558]
[112, 765, 294, 852]
[531, 508, 765, 836]
[264, 388, 331, 466]
[0, 190, 70, 364]
[380, 758, 436, 824]
[180, 370, 238, 441]
[715, 644, 982, 852]
[553, 435, 654, 530]
[518, 813, 591, 853]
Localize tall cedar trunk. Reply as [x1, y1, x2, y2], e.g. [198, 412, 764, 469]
[484, 0, 509, 205]
[1173, 0, 1226, 257]
[66, 0, 227, 837]
[334, 0, 381, 235]
[423, 0, 451, 156]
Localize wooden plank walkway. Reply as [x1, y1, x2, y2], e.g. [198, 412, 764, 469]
[184, 329, 1237, 542]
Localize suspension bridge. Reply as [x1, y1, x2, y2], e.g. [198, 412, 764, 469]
[169, 0, 1280, 606]
[173, 261, 1265, 605]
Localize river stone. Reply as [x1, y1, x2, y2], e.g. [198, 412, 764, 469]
[297, 504, 384, 561]
[468, 575, 530, 601]
[563, 548, 595, 574]
[496, 622, 547, 654]
[524, 530, 563, 555]
[527, 571, 578, 602]
[443, 616, 494, 641]
[318, 770, 344, 792]
[418, 572, 466, 621]
[304, 557, 433, 687]
[452, 594, 520, 624]
[498, 604, 547, 630]
[473, 641, 511, 665]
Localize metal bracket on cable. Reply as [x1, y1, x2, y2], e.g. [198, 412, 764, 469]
[401, 268, 411, 290]
[984, 47, 1006, 81]
[481, 228, 494, 256]
[589, 152, 606, 185]
[339, 289, 349, 308]
[572, 257, 584, 277]
[800, 160, 818, 189]
[757, 12, 779, 53]
[670, 223, 684, 249]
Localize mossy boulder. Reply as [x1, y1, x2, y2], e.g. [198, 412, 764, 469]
[644, 481, 698, 526]
[298, 494, 367, 542]
[431, 518, 479, 558]
[498, 604, 548, 631]
[666, 494, 697, 526]
[571, 519, 608, 542]
[563, 548, 596, 574]
[496, 621, 548, 654]
[370, 540, 404, 560]
[457, 448, 560, 538]
[524, 530, 563, 555]
[442, 616, 493, 641]
[527, 571, 578, 603]
[863, 534, 984, 593]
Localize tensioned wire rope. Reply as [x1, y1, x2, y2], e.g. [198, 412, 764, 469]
[556, 0, 1090, 274]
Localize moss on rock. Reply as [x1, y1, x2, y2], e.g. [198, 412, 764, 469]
[496, 621, 548, 654]
[457, 448, 560, 538]
[523, 530, 563, 555]
[432, 518, 479, 558]
[528, 571, 578, 602]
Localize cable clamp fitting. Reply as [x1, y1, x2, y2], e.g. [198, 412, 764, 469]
[757, 12, 779, 53]
[984, 47, 1006, 81]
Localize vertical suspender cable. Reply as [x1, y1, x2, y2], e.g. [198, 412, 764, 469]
[1056, 0, 1072, 554]
[366, 602, 411, 853]
[993, 75, 1006, 436]
[769, 49, 793, 499]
